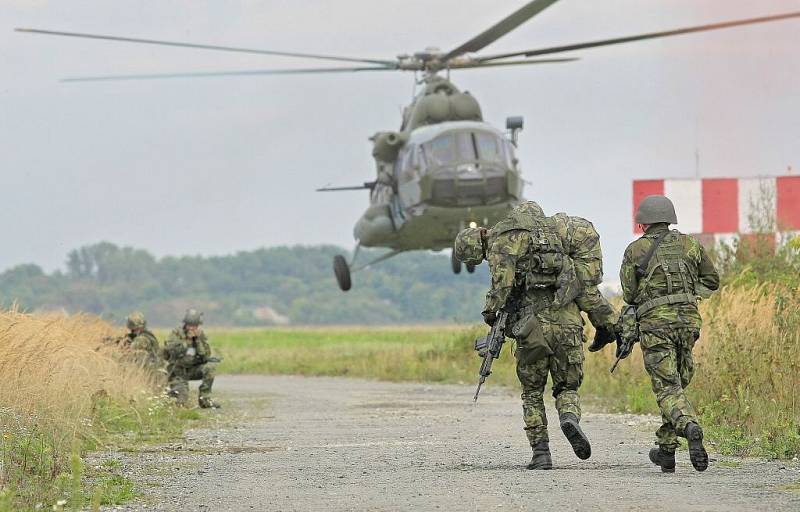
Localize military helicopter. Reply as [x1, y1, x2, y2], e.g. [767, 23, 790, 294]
[17, 1, 800, 291]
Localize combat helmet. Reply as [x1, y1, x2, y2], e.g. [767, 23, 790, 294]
[126, 311, 146, 330]
[454, 227, 486, 266]
[183, 308, 204, 326]
[635, 195, 678, 225]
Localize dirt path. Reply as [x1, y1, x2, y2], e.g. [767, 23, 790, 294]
[111, 375, 800, 511]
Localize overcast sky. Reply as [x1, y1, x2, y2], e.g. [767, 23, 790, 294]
[2, 0, 799, 280]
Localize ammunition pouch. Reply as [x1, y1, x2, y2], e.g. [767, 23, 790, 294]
[526, 253, 562, 288]
[618, 305, 639, 345]
[636, 293, 697, 317]
[512, 307, 552, 362]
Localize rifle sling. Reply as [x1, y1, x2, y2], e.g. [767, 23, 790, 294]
[635, 230, 670, 280]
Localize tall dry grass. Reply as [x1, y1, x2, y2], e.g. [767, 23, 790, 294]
[0, 308, 155, 437]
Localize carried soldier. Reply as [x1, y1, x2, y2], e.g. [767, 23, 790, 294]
[617, 195, 719, 473]
[162, 308, 221, 409]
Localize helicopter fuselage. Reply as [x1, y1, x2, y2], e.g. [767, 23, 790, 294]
[355, 120, 523, 250]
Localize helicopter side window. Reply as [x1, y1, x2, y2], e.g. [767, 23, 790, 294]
[475, 132, 504, 164]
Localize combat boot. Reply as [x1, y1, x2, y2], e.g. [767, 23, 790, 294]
[684, 422, 708, 472]
[198, 396, 221, 409]
[526, 442, 553, 470]
[560, 413, 591, 460]
[648, 447, 676, 473]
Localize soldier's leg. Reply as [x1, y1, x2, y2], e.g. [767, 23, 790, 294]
[197, 363, 218, 407]
[551, 327, 591, 460]
[516, 350, 552, 470]
[516, 353, 550, 446]
[640, 330, 700, 445]
[167, 377, 189, 406]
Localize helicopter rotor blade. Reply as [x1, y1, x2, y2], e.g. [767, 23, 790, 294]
[476, 11, 800, 62]
[442, 0, 560, 62]
[452, 57, 578, 69]
[60, 66, 394, 82]
[14, 28, 397, 67]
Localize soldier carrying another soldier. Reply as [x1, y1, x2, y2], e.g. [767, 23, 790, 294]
[454, 201, 603, 469]
[616, 195, 719, 473]
[162, 308, 221, 409]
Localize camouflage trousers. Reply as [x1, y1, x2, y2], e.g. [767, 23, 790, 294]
[515, 325, 584, 446]
[640, 328, 700, 451]
[167, 362, 217, 406]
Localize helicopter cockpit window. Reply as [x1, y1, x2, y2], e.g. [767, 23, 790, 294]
[474, 132, 505, 165]
[425, 133, 458, 167]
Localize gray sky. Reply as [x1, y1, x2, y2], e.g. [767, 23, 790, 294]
[2, 0, 799, 280]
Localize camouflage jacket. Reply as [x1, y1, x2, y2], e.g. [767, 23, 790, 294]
[162, 328, 212, 369]
[122, 330, 161, 366]
[620, 224, 719, 331]
[483, 228, 583, 329]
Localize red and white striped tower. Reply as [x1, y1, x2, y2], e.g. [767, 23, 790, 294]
[632, 175, 800, 244]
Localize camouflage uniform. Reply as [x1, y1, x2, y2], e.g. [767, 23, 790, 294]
[621, 224, 719, 452]
[482, 206, 587, 453]
[122, 312, 162, 370]
[122, 330, 161, 368]
[162, 320, 217, 408]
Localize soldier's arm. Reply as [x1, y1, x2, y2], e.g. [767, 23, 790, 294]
[694, 240, 720, 297]
[620, 245, 638, 304]
[483, 231, 526, 314]
[196, 334, 212, 361]
[129, 334, 149, 351]
[575, 286, 617, 329]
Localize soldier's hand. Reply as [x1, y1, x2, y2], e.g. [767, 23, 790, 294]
[482, 311, 497, 327]
[615, 340, 633, 360]
[588, 326, 615, 352]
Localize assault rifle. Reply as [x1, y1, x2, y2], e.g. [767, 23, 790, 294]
[473, 310, 509, 402]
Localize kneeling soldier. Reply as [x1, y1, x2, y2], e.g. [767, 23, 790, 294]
[163, 309, 220, 408]
[619, 195, 719, 472]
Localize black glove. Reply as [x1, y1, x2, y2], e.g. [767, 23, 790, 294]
[482, 311, 497, 327]
[615, 339, 634, 360]
[587, 326, 615, 352]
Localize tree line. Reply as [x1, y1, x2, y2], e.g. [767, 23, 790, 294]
[0, 242, 489, 326]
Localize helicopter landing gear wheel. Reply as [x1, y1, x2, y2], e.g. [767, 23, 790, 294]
[466, 263, 476, 274]
[451, 251, 462, 274]
[333, 255, 352, 291]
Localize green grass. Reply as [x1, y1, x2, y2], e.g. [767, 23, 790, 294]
[0, 396, 201, 511]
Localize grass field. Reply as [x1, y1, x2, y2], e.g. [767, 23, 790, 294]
[208, 283, 800, 460]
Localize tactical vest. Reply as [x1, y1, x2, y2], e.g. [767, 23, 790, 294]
[636, 230, 697, 316]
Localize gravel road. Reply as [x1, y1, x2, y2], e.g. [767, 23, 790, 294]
[108, 375, 800, 511]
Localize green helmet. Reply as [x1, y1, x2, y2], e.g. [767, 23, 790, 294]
[126, 311, 146, 330]
[454, 227, 486, 266]
[183, 308, 204, 326]
[635, 195, 678, 225]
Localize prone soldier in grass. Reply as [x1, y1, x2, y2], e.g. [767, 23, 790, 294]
[618, 195, 719, 472]
[162, 309, 220, 409]
[455, 201, 597, 469]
